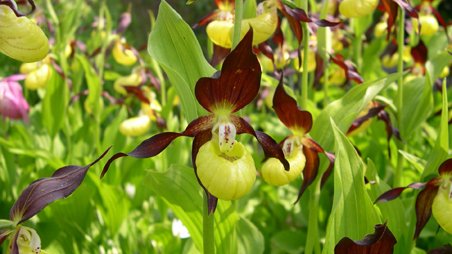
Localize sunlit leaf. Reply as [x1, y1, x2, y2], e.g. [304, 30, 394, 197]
[148, 0, 216, 121]
[323, 120, 380, 253]
[42, 67, 69, 137]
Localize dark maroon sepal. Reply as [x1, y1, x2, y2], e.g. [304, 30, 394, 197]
[374, 182, 425, 203]
[438, 158, 452, 175]
[411, 40, 428, 66]
[347, 104, 385, 134]
[414, 180, 439, 239]
[193, 11, 219, 29]
[334, 224, 397, 254]
[101, 115, 215, 178]
[295, 138, 324, 203]
[195, 29, 261, 113]
[231, 116, 289, 170]
[320, 151, 336, 188]
[330, 54, 364, 84]
[9, 148, 111, 224]
[379, 0, 418, 39]
[273, 76, 313, 133]
[210, 45, 230, 66]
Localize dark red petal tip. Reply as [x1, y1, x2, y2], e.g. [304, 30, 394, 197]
[374, 182, 425, 204]
[295, 139, 323, 203]
[438, 158, 452, 176]
[195, 29, 261, 113]
[232, 116, 289, 170]
[330, 54, 364, 84]
[10, 147, 111, 224]
[273, 76, 313, 133]
[334, 224, 397, 254]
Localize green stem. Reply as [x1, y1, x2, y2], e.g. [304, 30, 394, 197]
[305, 180, 321, 254]
[394, 8, 405, 187]
[203, 192, 215, 254]
[300, 22, 310, 109]
[232, 0, 244, 48]
[318, 0, 330, 105]
[352, 19, 363, 71]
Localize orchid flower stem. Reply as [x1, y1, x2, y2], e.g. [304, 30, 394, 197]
[203, 192, 215, 254]
[300, 22, 310, 109]
[394, 8, 405, 187]
[352, 19, 362, 71]
[232, 0, 243, 49]
[305, 180, 321, 254]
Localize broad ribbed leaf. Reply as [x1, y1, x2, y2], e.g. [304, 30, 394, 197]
[148, 0, 216, 122]
[42, 67, 69, 137]
[195, 30, 261, 113]
[334, 224, 396, 254]
[323, 120, 380, 253]
[399, 77, 432, 139]
[273, 77, 312, 133]
[10, 148, 110, 224]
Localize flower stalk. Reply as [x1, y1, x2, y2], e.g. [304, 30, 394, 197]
[394, 7, 405, 187]
[232, 0, 243, 48]
[203, 192, 215, 254]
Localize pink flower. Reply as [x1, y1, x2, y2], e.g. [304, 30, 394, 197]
[0, 74, 29, 122]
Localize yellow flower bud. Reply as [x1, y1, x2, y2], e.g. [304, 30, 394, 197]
[119, 115, 151, 137]
[261, 146, 306, 186]
[114, 68, 143, 94]
[293, 51, 317, 73]
[196, 140, 256, 200]
[0, 6, 49, 62]
[412, 15, 439, 36]
[374, 22, 388, 38]
[25, 63, 52, 90]
[339, 0, 378, 18]
[112, 39, 137, 66]
[381, 53, 399, 69]
[206, 1, 277, 48]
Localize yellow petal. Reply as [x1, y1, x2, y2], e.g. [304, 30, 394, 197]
[112, 39, 137, 66]
[119, 115, 151, 137]
[0, 6, 49, 62]
[261, 147, 306, 186]
[25, 64, 52, 90]
[339, 0, 378, 18]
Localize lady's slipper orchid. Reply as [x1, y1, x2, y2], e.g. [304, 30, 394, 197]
[203, 0, 278, 49]
[101, 30, 288, 212]
[112, 38, 137, 66]
[0, 75, 29, 122]
[114, 67, 144, 94]
[339, 0, 379, 18]
[377, 0, 418, 39]
[20, 56, 52, 90]
[260, 76, 333, 200]
[413, 1, 449, 38]
[0, 1, 49, 62]
[375, 158, 452, 238]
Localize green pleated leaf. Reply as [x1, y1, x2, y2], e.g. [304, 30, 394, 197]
[422, 79, 449, 179]
[42, 68, 69, 137]
[311, 73, 400, 150]
[76, 55, 103, 116]
[366, 159, 412, 253]
[322, 120, 380, 254]
[148, 0, 216, 122]
[399, 77, 433, 139]
[146, 165, 261, 253]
